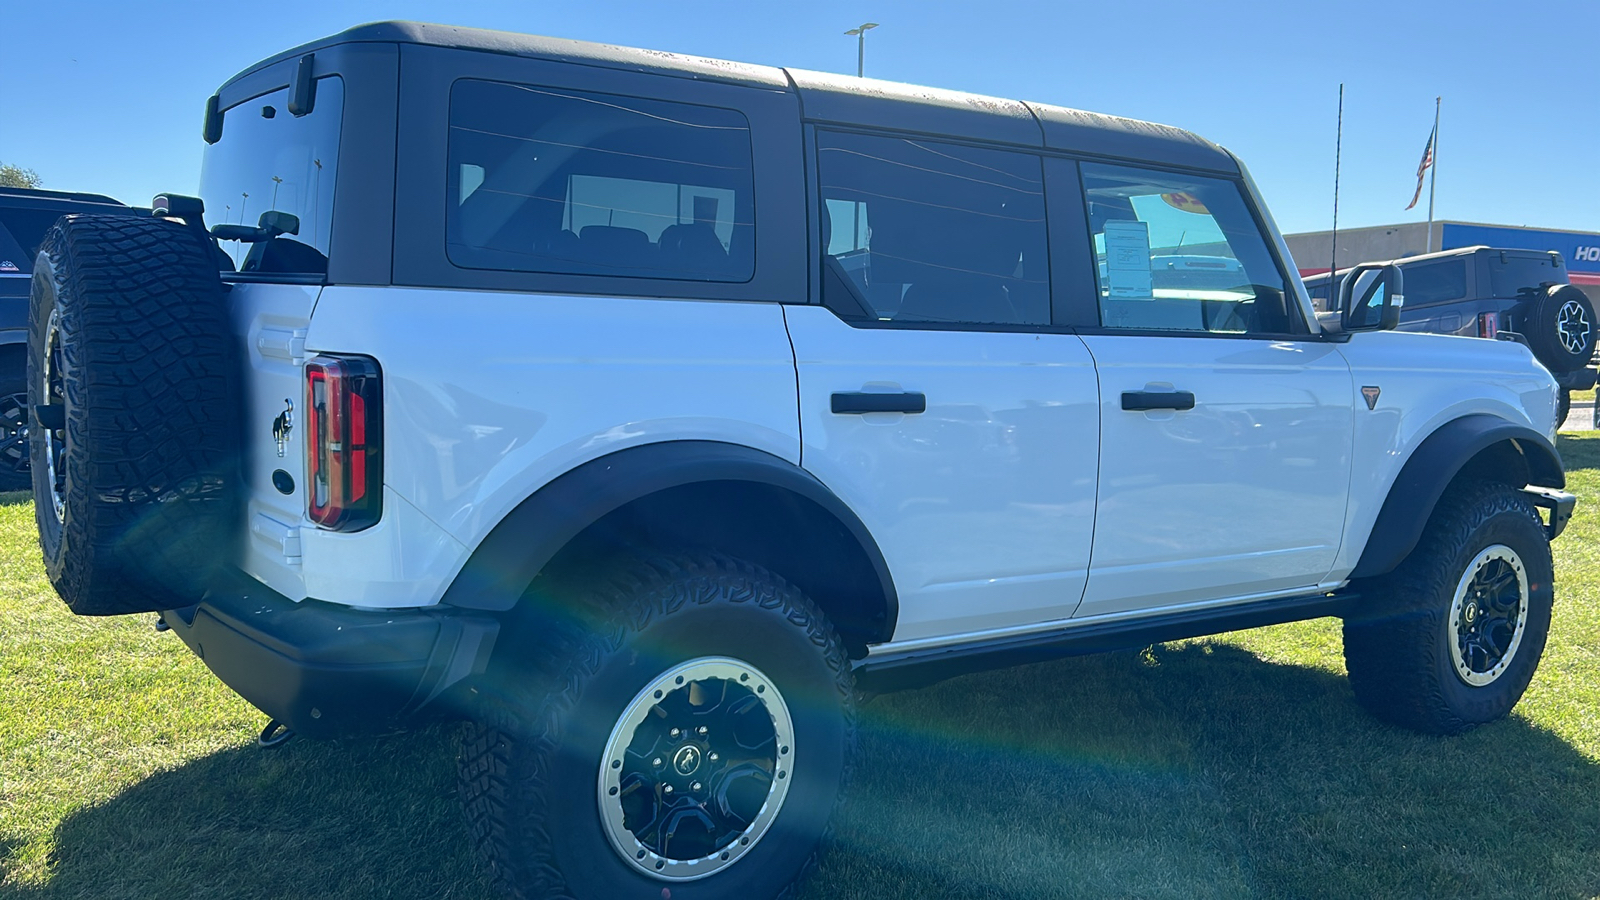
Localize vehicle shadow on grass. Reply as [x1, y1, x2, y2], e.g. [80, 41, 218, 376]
[805, 643, 1600, 900]
[1558, 432, 1600, 472]
[17, 644, 1600, 900]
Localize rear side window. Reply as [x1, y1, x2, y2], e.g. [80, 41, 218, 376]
[448, 80, 755, 282]
[1398, 260, 1467, 306]
[816, 130, 1050, 327]
[1081, 163, 1298, 335]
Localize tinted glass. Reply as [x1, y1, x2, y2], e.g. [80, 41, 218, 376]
[1491, 253, 1565, 297]
[1082, 163, 1297, 334]
[199, 77, 344, 275]
[448, 80, 755, 282]
[1399, 260, 1467, 306]
[0, 211, 58, 275]
[817, 130, 1049, 326]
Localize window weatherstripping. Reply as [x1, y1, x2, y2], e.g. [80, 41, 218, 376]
[446, 79, 756, 283]
[815, 130, 1050, 328]
[1080, 162, 1297, 336]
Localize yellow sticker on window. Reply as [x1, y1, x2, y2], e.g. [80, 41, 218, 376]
[1161, 192, 1210, 215]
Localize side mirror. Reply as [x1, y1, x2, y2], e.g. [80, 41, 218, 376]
[1339, 263, 1404, 332]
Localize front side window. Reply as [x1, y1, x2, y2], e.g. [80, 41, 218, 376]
[817, 130, 1050, 327]
[199, 76, 344, 275]
[448, 80, 755, 282]
[1082, 163, 1298, 335]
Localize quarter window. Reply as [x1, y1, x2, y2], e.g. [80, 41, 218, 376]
[447, 80, 755, 282]
[1081, 163, 1298, 335]
[817, 131, 1050, 327]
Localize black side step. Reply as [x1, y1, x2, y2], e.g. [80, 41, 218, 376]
[855, 590, 1357, 694]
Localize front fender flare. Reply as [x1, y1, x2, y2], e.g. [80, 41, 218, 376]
[439, 440, 898, 628]
[1350, 414, 1564, 579]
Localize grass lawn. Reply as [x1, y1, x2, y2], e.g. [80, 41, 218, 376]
[6, 437, 1600, 899]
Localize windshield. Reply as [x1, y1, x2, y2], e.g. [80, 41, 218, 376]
[199, 76, 343, 275]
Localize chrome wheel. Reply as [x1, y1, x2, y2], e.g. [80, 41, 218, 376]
[1448, 545, 1529, 687]
[42, 308, 65, 521]
[1557, 298, 1590, 355]
[597, 656, 795, 882]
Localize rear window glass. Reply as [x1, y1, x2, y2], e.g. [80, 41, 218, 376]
[1490, 253, 1565, 297]
[199, 76, 344, 275]
[447, 79, 755, 282]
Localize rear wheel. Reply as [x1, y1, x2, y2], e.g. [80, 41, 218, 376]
[459, 554, 856, 900]
[1343, 482, 1553, 735]
[1557, 389, 1572, 429]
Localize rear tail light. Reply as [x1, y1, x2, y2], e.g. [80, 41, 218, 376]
[305, 354, 382, 531]
[1478, 312, 1499, 339]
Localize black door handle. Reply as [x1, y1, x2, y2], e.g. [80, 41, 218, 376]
[831, 391, 927, 415]
[1121, 390, 1195, 411]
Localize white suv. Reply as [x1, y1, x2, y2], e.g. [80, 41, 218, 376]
[26, 22, 1576, 900]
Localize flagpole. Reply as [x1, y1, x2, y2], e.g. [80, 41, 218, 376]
[1330, 83, 1343, 287]
[1425, 96, 1440, 253]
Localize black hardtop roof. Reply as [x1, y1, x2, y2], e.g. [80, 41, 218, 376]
[0, 187, 127, 210]
[1301, 245, 1569, 285]
[228, 20, 1237, 173]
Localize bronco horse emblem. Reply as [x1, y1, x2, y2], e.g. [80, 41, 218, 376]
[272, 399, 294, 457]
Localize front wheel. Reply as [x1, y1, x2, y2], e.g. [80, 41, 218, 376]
[1343, 482, 1553, 735]
[459, 554, 856, 900]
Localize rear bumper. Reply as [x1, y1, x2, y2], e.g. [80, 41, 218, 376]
[162, 578, 498, 739]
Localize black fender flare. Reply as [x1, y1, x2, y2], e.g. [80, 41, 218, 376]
[1350, 414, 1564, 579]
[439, 440, 898, 629]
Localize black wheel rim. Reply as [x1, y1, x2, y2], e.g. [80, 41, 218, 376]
[0, 390, 28, 478]
[1449, 545, 1529, 686]
[599, 657, 794, 881]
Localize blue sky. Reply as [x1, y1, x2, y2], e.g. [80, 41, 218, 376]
[2, 0, 1595, 237]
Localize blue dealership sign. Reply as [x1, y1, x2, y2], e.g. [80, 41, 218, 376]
[1443, 223, 1600, 274]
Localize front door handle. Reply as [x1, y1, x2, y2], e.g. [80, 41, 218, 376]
[831, 391, 927, 415]
[1121, 390, 1195, 411]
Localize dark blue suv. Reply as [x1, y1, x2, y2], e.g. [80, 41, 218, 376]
[1304, 246, 1597, 422]
[0, 188, 140, 489]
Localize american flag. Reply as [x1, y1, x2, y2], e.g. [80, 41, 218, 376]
[1405, 124, 1436, 211]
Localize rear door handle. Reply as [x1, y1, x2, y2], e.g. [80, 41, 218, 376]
[831, 391, 927, 415]
[1121, 390, 1195, 411]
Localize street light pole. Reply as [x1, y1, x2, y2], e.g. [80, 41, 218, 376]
[844, 22, 879, 77]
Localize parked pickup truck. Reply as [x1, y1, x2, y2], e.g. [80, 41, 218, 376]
[28, 22, 1576, 900]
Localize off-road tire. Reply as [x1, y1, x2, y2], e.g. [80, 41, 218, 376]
[458, 553, 857, 900]
[1526, 283, 1596, 373]
[1557, 389, 1572, 430]
[1343, 481, 1553, 735]
[30, 215, 241, 615]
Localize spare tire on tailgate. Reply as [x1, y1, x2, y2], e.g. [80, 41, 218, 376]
[1525, 283, 1596, 373]
[29, 214, 241, 615]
